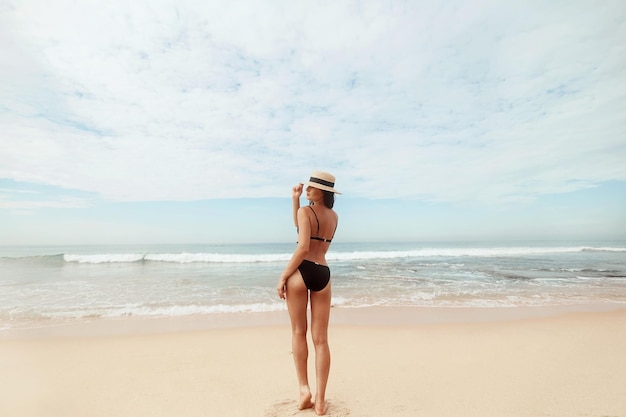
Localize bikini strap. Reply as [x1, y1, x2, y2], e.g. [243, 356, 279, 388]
[307, 205, 321, 235]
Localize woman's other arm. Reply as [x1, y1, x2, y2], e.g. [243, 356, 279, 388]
[277, 207, 310, 299]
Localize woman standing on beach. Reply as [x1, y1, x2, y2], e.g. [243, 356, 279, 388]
[276, 171, 340, 416]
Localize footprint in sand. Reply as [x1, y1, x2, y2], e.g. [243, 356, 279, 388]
[264, 400, 299, 417]
[265, 399, 350, 417]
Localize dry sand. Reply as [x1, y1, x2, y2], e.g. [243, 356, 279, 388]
[1, 307, 625, 417]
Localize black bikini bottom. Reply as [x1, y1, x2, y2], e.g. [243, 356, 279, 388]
[297, 259, 330, 292]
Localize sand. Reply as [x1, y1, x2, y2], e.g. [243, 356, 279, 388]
[1, 307, 625, 417]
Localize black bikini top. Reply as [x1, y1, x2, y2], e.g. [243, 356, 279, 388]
[308, 205, 336, 243]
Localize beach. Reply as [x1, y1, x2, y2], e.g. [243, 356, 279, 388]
[2, 242, 625, 415]
[2, 306, 625, 417]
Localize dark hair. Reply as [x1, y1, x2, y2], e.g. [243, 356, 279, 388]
[322, 190, 335, 209]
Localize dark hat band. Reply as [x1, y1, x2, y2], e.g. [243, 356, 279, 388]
[309, 177, 335, 188]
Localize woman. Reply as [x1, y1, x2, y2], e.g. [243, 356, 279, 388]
[276, 170, 340, 416]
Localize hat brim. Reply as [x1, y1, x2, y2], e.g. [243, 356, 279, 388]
[305, 181, 341, 194]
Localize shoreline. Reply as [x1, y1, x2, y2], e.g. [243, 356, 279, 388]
[1, 306, 625, 417]
[2, 302, 624, 340]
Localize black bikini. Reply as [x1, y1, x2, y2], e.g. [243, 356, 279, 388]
[297, 206, 335, 292]
[298, 259, 330, 292]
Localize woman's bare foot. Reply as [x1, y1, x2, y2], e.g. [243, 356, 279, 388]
[298, 387, 314, 410]
[314, 400, 328, 415]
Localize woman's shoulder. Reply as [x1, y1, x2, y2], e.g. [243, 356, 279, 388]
[296, 205, 314, 219]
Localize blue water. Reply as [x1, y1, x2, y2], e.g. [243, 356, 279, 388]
[1, 241, 625, 330]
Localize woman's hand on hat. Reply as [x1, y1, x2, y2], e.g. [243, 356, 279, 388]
[292, 183, 303, 199]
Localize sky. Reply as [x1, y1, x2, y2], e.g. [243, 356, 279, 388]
[1, 0, 625, 245]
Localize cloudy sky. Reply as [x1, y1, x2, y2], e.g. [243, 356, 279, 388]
[1, 0, 625, 245]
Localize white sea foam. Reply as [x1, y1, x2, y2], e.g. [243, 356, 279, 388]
[60, 246, 626, 264]
[144, 252, 291, 263]
[328, 246, 626, 261]
[63, 253, 146, 263]
[63, 252, 292, 264]
[99, 303, 288, 318]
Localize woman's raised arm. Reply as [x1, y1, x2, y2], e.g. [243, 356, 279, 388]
[292, 183, 303, 227]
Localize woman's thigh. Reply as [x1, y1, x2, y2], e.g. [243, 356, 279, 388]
[286, 270, 309, 332]
[310, 283, 331, 343]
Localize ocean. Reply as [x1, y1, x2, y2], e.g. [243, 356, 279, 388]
[1, 241, 625, 332]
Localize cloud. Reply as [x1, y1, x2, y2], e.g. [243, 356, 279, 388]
[0, 179, 95, 212]
[0, 198, 90, 210]
[1, 0, 625, 207]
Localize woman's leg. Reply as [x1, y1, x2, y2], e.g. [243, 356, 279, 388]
[310, 282, 332, 415]
[285, 270, 314, 409]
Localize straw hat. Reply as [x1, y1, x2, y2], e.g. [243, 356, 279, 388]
[305, 171, 341, 194]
